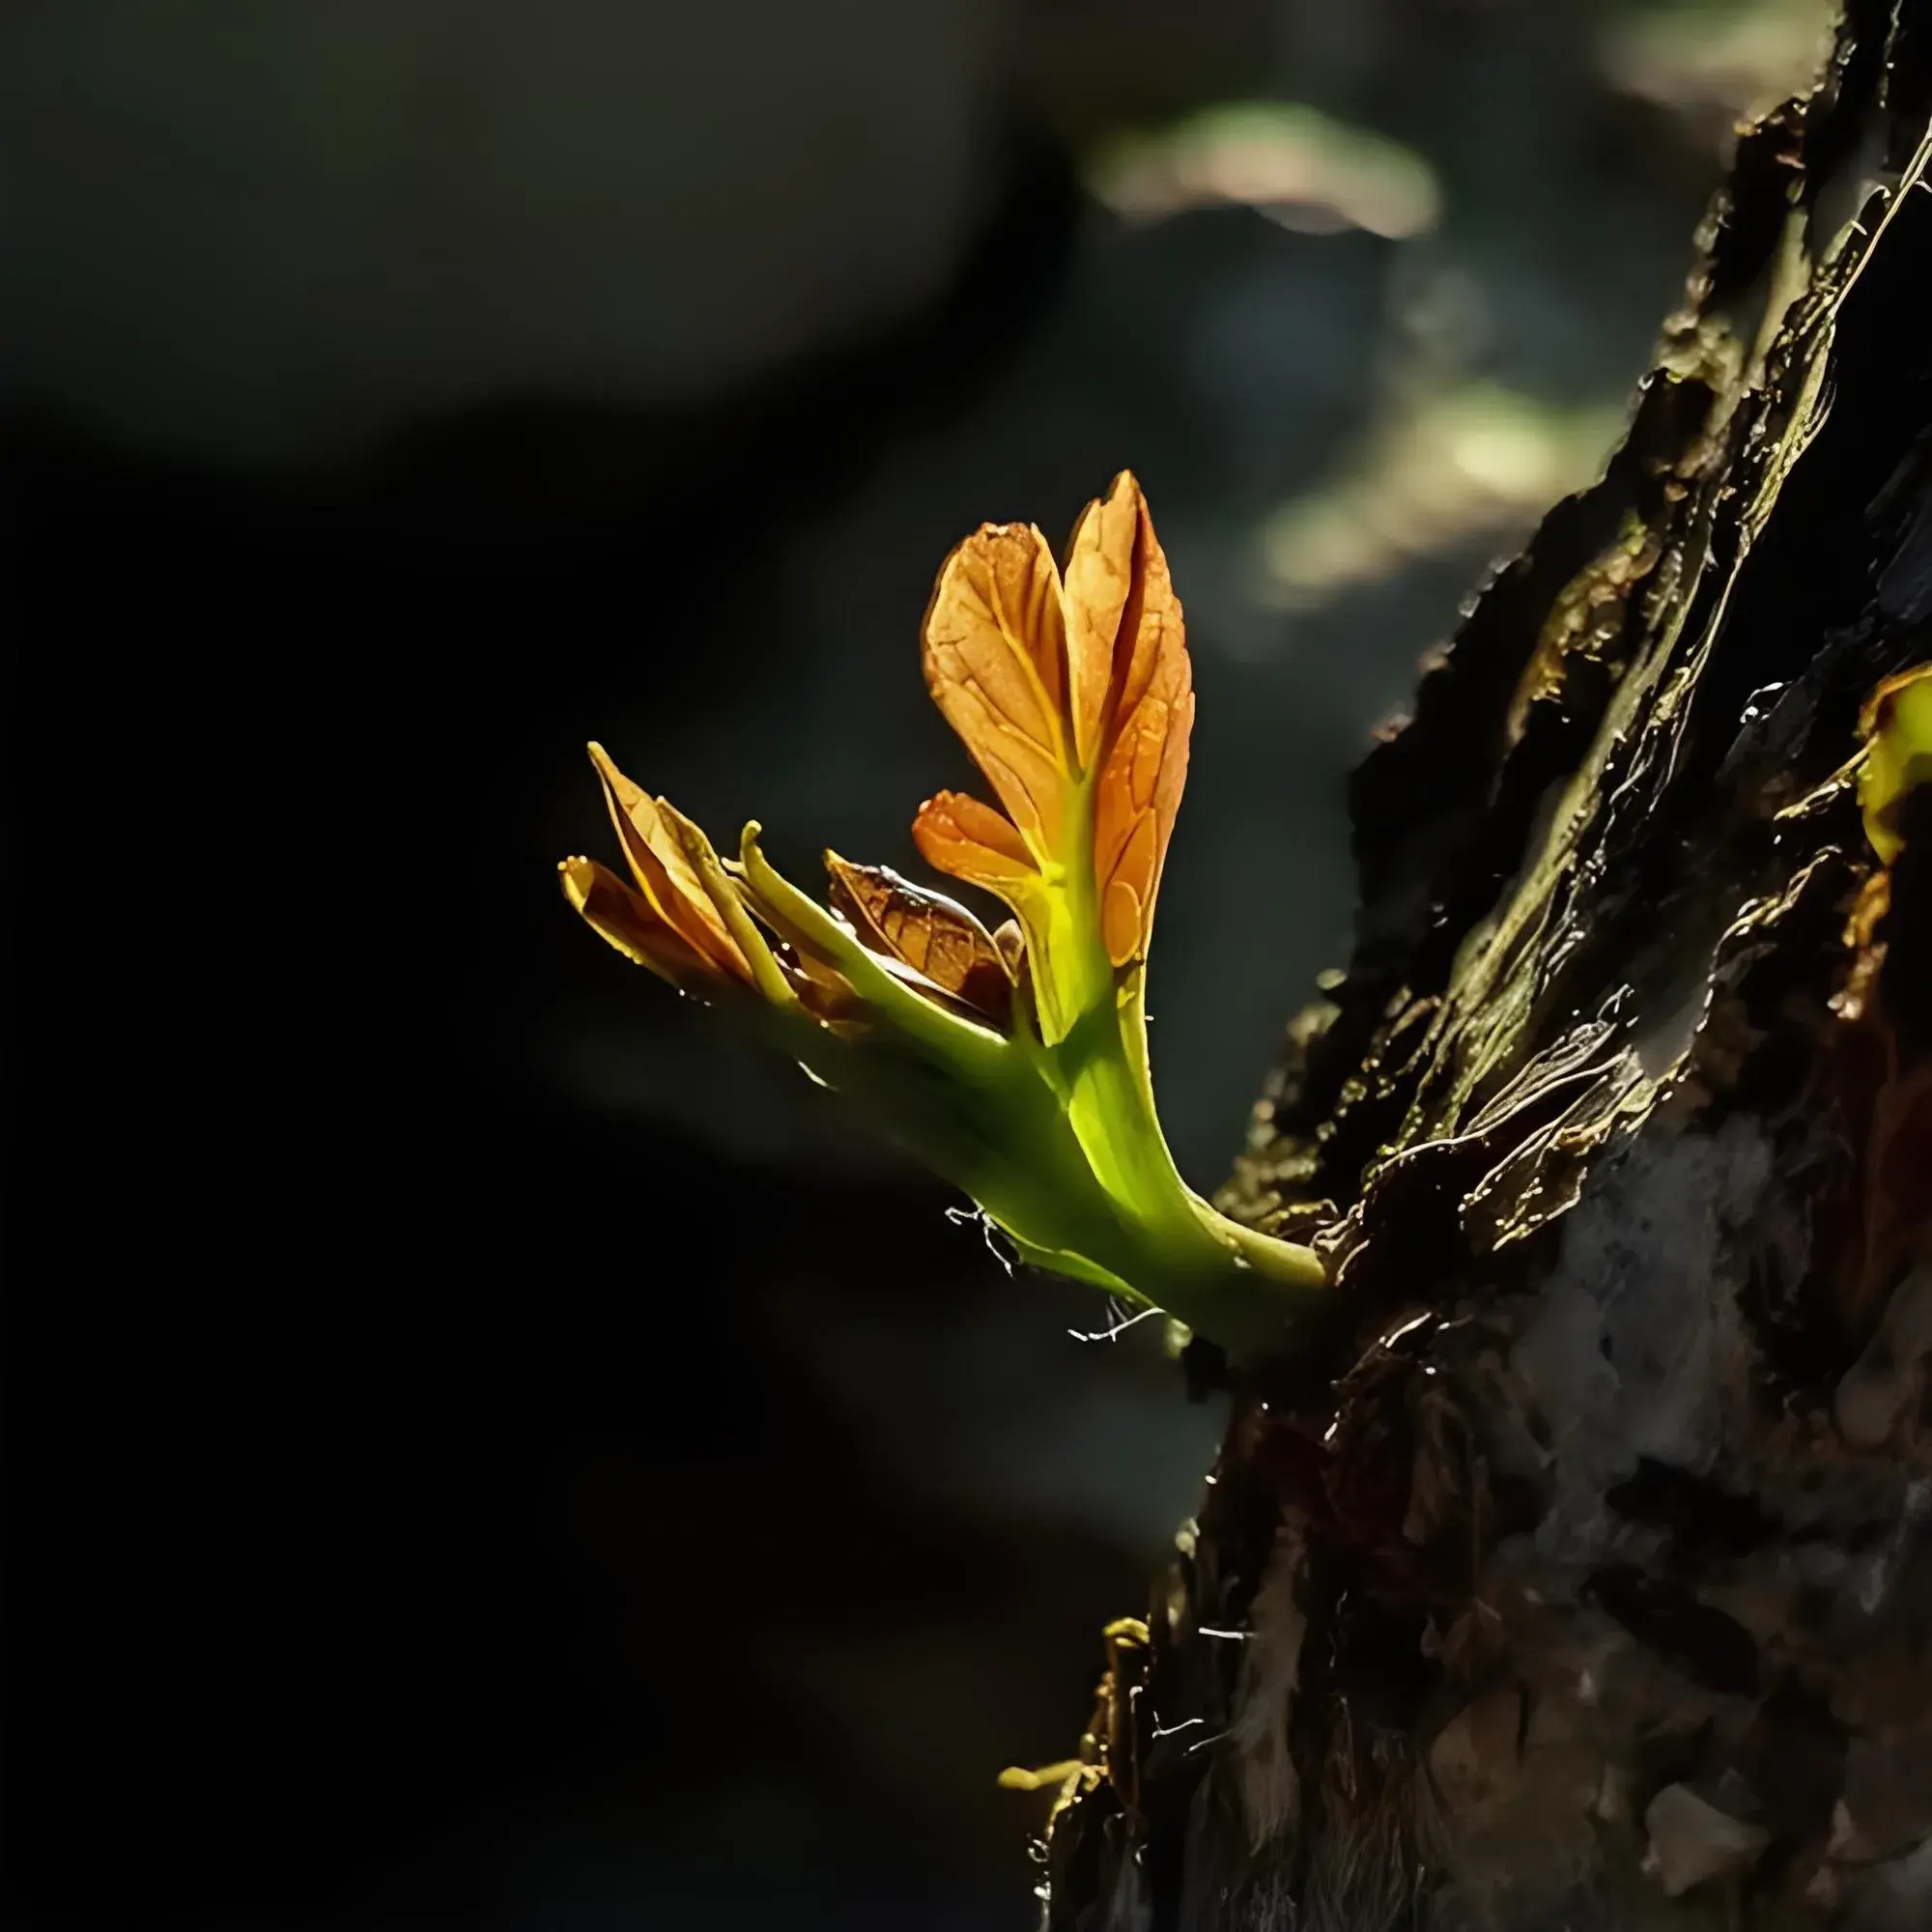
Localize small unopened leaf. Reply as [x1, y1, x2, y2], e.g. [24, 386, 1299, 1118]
[992, 919, 1026, 977]
[911, 789, 1041, 895]
[588, 743, 749, 980]
[654, 799, 798, 1009]
[558, 855, 713, 987]
[825, 854, 1013, 1022]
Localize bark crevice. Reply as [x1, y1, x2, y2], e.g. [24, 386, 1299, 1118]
[1043, 3, 1932, 1924]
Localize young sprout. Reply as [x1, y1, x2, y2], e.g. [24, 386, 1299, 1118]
[559, 471, 1324, 1359]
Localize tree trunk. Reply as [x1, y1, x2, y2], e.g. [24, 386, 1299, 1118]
[1039, 3, 1932, 1926]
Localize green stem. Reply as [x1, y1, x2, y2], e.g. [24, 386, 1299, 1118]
[741, 817, 1325, 1362]
[765, 986, 1321, 1364]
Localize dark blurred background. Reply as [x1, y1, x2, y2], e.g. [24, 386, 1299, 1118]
[2, 3, 1831, 1925]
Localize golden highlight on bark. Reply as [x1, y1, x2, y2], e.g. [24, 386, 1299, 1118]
[1860, 663, 1932, 866]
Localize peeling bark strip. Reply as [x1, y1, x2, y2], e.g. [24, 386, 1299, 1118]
[1041, 4, 1932, 1927]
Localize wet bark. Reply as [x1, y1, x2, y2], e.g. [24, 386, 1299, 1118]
[1039, 3, 1932, 1926]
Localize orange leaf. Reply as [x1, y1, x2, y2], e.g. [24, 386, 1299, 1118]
[921, 522, 1071, 855]
[1086, 486, 1193, 966]
[1059, 471, 1145, 769]
[911, 789, 1040, 896]
[558, 856, 715, 988]
[588, 742, 749, 983]
[916, 472, 1195, 974]
[825, 854, 1013, 1023]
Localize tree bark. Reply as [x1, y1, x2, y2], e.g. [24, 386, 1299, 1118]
[1039, 3, 1932, 1926]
